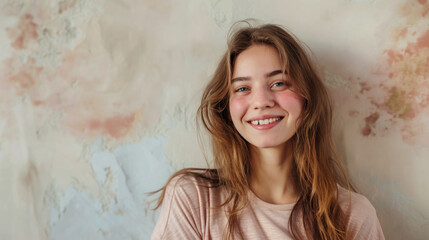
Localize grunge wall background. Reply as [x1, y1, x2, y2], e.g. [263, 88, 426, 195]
[1, 0, 428, 239]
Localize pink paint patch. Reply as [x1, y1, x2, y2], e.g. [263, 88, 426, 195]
[351, 0, 429, 146]
[361, 127, 371, 137]
[33, 100, 44, 106]
[361, 112, 380, 137]
[7, 14, 38, 50]
[359, 82, 371, 94]
[385, 49, 404, 66]
[401, 126, 418, 145]
[7, 58, 43, 89]
[404, 30, 429, 56]
[105, 114, 136, 138]
[86, 113, 136, 139]
[398, 27, 408, 39]
[416, 30, 429, 49]
[58, 0, 78, 14]
[349, 110, 359, 117]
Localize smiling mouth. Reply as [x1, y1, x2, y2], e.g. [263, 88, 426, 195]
[249, 117, 283, 126]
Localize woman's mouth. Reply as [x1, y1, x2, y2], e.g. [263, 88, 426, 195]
[249, 117, 283, 126]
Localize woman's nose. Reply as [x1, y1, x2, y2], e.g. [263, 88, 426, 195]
[251, 87, 274, 110]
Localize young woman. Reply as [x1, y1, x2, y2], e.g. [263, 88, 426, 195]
[151, 23, 385, 240]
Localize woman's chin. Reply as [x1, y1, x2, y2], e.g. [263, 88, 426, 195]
[249, 141, 289, 150]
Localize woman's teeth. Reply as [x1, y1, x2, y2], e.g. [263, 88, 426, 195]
[251, 117, 281, 125]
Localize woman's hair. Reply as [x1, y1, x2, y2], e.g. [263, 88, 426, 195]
[153, 21, 352, 240]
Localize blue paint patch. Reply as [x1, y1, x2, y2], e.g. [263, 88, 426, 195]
[48, 137, 175, 240]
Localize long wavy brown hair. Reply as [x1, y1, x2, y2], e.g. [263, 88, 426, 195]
[153, 21, 353, 240]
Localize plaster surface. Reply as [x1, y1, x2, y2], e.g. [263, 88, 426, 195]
[1, 0, 428, 239]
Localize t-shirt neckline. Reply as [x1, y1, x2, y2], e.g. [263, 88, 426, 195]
[248, 190, 296, 211]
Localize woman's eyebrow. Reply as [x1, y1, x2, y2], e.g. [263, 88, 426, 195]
[265, 70, 284, 78]
[232, 70, 285, 83]
[231, 76, 250, 83]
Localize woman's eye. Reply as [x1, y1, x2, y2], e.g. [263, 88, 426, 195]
[272, 81, 291, 88]
[235, 87, 249, 92]
[273, 82, 284, 87]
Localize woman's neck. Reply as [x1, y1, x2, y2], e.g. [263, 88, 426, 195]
[249, 142, 299, 204]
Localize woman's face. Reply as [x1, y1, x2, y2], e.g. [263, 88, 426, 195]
[228, 44, 304, 149]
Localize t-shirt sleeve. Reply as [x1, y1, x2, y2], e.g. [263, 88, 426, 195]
[343, 191, 385, 240]
[151, 176, 203, 240]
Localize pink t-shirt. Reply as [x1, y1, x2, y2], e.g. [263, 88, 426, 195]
[151, 175, 385, 240]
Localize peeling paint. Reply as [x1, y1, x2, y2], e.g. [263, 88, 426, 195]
[48, 137, 174, 240]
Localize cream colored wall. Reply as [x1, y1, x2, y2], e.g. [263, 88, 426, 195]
[1, 0, 428, 239]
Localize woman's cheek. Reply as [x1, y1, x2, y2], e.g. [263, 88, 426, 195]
[277, 91, 304, 115]
[229, 97, 248, 121]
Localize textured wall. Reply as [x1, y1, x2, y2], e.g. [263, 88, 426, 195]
[1, 0, 428, 239]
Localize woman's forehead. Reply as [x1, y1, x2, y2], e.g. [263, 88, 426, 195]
[231, 45, 284, 77]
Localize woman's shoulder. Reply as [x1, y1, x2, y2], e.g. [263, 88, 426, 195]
[164, 170, 223, 201]
[167, 170, 218, 189]
[152, 171, 223, 239]
[337, 185, 385, 240]
[337, 185, 376, 214]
